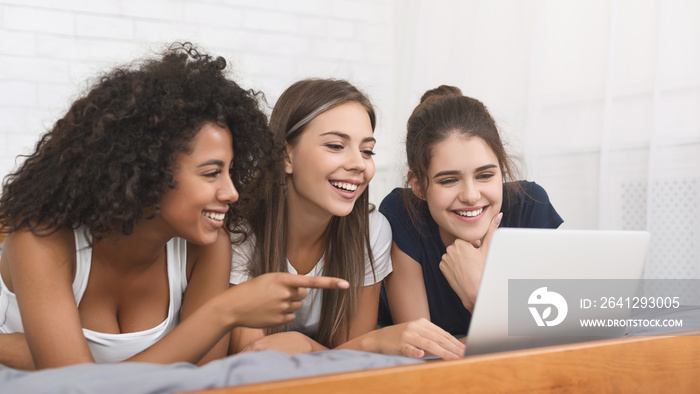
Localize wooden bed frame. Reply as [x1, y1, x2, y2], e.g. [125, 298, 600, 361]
[186, 330, 700, 393]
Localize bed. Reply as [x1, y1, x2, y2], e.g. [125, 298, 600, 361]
[0, 350, 421, 393]
[1, 306, 698, 393]
[198, 329, 700, 394]
[2, 237, 699, 393]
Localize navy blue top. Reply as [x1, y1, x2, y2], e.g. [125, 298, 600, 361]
[378, 181, 563, 336]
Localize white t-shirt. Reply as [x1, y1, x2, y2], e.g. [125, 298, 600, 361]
[229, 210, 393, 337]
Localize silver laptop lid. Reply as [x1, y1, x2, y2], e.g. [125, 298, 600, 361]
[464, 228, 650, 357]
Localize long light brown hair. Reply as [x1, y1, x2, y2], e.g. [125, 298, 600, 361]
[245, 78, 377, 347]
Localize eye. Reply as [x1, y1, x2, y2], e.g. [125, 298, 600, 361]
[325, 144, 343, 151]
[361, 149, 375, 158]
[204, 170, 222, 178]
[476, 172, 495, 180]
[437, 178, 457, 185]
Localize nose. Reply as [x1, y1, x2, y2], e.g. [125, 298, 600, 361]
[218, 173, 239, 204]
[459, 180, 480, 205]
[345, 149, 367, 172]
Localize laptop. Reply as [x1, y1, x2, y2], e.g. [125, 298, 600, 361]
[463, 228, 651, 357]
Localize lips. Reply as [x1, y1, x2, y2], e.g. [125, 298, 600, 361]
[330, 181, 359, 192]
[202, 210, 226, 221]
[451, 205, 489, 223]
[454, 207, 484, 217]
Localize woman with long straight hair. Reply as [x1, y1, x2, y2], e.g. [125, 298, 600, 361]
[229, 79, 464, 359]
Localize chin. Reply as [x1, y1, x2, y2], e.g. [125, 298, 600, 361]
[188, 231, 219, 246]
[457, 229, 488, 244]
[332, 209, 354, 218]
[327, 201, 357, 217]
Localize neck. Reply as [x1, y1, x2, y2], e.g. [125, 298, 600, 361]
[285, 193, 332, 274]
[93, 217, 174, 273]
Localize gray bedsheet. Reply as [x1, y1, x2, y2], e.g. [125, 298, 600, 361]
[0, 350, 421, 393]
[2, 242, 697, 393]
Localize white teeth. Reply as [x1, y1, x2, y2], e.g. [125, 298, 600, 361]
[455, 208, 483, 217]
[203, 211, 225, 221]
[330, 181, 358, 191]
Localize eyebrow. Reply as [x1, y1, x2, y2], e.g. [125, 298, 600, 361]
[432, 164, 498, 179]
[197, 159, 226, 168]
[476, 164, 498, 172]
[320, 131, 376, 143]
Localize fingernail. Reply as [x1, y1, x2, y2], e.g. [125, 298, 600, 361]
[493, 212, 503, 227]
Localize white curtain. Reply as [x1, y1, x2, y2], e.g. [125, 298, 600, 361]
[390, 0, 700, 280]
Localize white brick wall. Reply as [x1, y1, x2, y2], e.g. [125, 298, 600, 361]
[0, 0, 395, 204]
[3, 6, 75, 35]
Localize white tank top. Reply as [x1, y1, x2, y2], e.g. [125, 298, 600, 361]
[0, 229, 189, 363]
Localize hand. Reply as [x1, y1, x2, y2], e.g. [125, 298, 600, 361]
[241, 331, 328, 354]
[0, 332, 36, 370]
[439, 212, 502, 312]
[228, 272, 349, 328]
[367, 318, 464, 360]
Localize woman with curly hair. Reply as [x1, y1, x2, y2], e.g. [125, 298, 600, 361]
[228, 79, 464, 360]
[0, 43, 348, 370]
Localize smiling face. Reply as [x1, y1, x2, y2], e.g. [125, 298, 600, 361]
[415, 134, 503, 247]
[157, 122, 238, 245]
[285, 101, 375, 220]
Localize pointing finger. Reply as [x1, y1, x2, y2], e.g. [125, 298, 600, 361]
[284, 274, 350, 290]
[288, 286, 308, 301]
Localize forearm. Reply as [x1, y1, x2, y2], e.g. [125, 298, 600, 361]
[333, 332, 376, 353]
[239, 331, 329, 354]
[183, 234, 233, 365]
[228, 327, 264, 354]
[448, 274, 478, 313]
[384, 248, 432, 323]
[388, 296, 431, 323]
[336, 321, 465, 360]
[294, 333, 328, 353]
[128, 296, 234, 364]
[0, 333, 36, 370]
[198, 336, 229, 366]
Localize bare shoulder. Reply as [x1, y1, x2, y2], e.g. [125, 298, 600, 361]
[1, 227, 75, 291]
[3, 227, 74, 262]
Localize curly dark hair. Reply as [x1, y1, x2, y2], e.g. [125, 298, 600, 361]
[0, 42, 279, 239]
